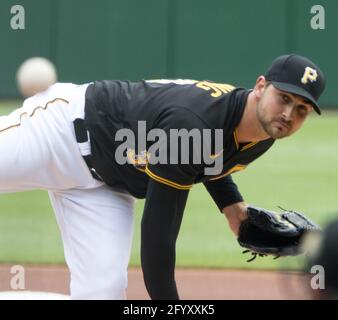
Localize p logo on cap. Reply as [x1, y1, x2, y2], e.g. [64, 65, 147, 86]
[301, 67, 318, 84]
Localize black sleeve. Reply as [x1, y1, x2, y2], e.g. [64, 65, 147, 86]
[204, 175, 244, 212]
[141, 178, 189, 300]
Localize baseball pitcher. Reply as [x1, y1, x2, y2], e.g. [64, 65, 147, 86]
[0, 54, 325, 299]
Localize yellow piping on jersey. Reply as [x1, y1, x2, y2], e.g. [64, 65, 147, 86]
[233, 128, 258, 151]
[233, 129, 239, 150]
[0, 98, 69, 133]
[208, 164, 247, 181]
[145, 166, 193, 190]
[240, 141, 258, 151]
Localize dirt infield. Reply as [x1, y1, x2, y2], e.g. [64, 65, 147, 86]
[0, 265, 313, 299]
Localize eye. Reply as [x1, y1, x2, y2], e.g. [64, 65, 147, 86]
[296, 104, 310, 116]
[279, 94, 291, 104]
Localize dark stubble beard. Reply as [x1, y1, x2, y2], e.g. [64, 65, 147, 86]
[256, 102, 289, 140]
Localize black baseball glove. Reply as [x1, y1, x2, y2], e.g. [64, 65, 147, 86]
[237, 206, 321, 262]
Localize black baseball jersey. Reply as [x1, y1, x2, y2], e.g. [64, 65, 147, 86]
[84, 79, 275, 299]
[85, 80, 274, 201]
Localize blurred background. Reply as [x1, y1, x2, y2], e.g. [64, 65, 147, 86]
[0, 0, 338, 105]
[0, 0, 337, 273]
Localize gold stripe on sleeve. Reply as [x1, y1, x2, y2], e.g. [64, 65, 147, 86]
[208, 164, 247, 181]
[145, 166, 193, 190]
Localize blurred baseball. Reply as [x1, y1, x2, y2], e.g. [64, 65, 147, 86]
[16, 57, 58, 97]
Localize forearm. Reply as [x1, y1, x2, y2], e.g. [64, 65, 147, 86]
[204, 175, 244, 212]
[141, 233, 179, 300]
[141, 179, 189, 300]
[222, 202, 248, 236]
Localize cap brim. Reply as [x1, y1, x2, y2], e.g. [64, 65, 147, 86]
[271, 81, 321, 115]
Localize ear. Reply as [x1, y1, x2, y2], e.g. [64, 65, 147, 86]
[254, 76, 266, 99]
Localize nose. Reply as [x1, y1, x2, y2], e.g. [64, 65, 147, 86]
[282, 104, 294, 121]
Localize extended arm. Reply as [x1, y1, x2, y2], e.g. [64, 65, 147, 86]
[141, 178, 189, 300]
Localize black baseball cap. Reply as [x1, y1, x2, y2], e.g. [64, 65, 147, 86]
[265, 54, 326, 115]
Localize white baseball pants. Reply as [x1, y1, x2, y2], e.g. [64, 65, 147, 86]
[0, 83, 135, 299]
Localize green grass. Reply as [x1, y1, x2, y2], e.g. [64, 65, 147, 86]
[0, 191, 64, 263]
[0, 100, 22, 115]
[1, 103, 338, 270]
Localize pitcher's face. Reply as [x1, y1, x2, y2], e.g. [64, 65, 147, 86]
[256, 84, 314, 139]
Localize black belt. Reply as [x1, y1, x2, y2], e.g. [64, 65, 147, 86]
[73, 118, 103, 182]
